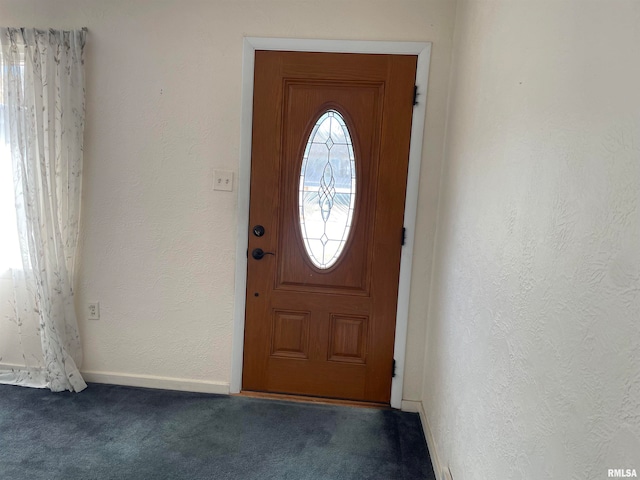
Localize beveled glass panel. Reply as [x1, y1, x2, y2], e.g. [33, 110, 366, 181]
[299, 110, 356, 269]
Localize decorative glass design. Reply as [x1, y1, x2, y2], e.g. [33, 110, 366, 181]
[299, 110, 356, 269]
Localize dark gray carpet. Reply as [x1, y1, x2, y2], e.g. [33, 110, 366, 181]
[0, 383, 435, 480]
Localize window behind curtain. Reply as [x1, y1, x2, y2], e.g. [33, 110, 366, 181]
[0, 62, 23, 271]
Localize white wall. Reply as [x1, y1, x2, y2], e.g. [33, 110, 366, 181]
[0, 0, 456, 396]
[422, 0, 640, 478]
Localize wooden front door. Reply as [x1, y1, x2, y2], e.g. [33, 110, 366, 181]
[242, 51, 416, 404]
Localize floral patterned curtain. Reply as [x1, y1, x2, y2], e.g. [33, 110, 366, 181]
[0, 28, 87, 392]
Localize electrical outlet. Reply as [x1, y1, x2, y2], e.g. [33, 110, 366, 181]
[213, 170, 234, 191]
[88, 302, 100, 320]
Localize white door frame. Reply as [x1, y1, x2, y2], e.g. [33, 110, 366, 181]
[230, 37, 432, 409]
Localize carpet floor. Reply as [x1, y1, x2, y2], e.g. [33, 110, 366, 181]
[0, 383, 435, 480]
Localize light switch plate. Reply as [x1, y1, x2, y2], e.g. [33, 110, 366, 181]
[214, 170, 234, 191]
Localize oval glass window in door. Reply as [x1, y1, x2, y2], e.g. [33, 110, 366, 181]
[299, 110, 356, 269]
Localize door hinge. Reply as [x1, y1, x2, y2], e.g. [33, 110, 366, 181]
[401, 227, 406, 246]
[392, 359, 397, 378]
[413, 85, 419, 106]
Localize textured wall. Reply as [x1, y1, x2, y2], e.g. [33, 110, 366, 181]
[423, 0, 640, 478]
[0, 0, 456, 396]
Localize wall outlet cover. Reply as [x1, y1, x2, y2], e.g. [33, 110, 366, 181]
[213, 170, 234, 191]
[88, 302, 100, 320]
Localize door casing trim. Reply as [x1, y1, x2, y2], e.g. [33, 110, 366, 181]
[230, 37, 432, 409]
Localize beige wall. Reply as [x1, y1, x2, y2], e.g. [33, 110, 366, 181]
[0, 0, 456, 397]
[423, 0, 640, 478]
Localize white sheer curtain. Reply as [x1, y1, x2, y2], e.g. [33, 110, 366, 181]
[0, 27, 87, 392]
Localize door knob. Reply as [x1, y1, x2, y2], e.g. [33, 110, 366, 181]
[252, 248, 275, 260]
[252, 225, 265, 237]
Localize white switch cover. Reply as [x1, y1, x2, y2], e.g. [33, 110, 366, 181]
[214, 170, 234, 191]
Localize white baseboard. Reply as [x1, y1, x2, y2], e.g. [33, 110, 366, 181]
[418, 401, 446, 480]
[0, 362, 27, 369]
[400, 399, 422, 412]
[81, 370, 230, 395]
[402, 399, 445, 480]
